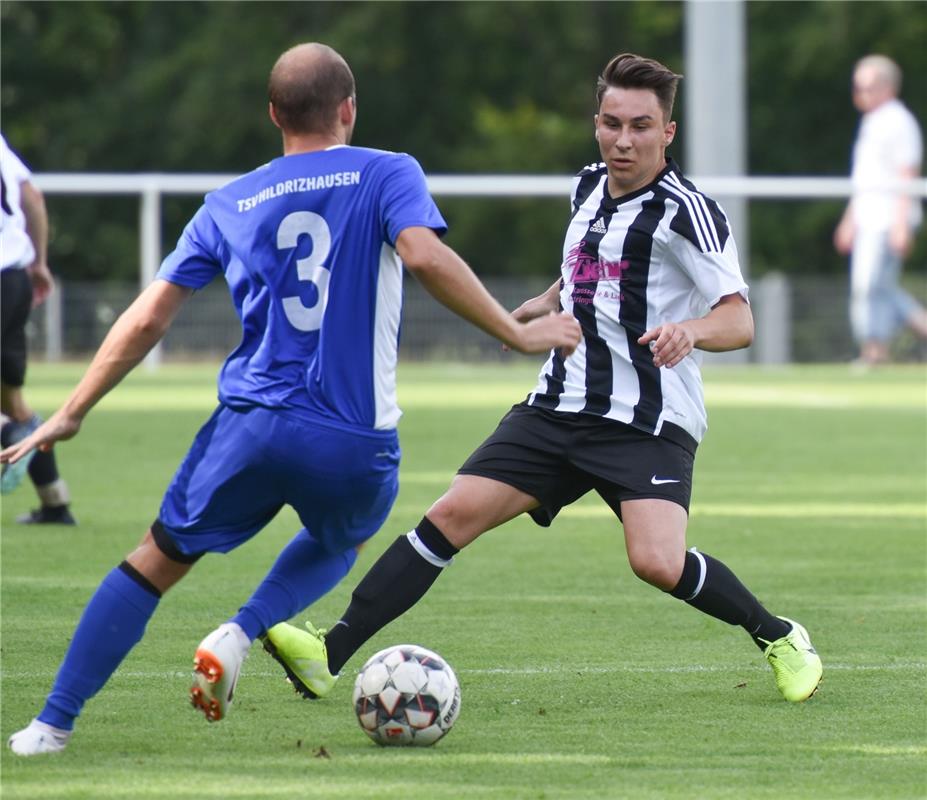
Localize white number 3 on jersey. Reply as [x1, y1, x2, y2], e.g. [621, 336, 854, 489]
[278, 211, 332, 332]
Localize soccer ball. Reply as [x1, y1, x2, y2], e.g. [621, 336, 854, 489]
[353, 644, 461, 746]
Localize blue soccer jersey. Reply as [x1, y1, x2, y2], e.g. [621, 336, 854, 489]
[157, 146, 447, 431]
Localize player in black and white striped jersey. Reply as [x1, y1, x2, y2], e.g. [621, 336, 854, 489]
[267, 53, 823, 704]
[528, 155, 744, 447]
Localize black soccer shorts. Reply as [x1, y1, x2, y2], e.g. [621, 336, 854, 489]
[457, 402, 696, 526]
[1, 268, 34, 387]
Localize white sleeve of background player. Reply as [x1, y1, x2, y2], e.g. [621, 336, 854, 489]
[671, 231, 749, 308]
[0, 135, 32, 185]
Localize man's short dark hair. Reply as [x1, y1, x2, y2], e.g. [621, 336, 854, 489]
[595, 53, 683, 120]
[268, 45, 356, 135]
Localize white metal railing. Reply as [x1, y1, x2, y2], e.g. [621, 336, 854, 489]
[35, 172, 927, 286]
[35, 171, 927, 197]
[31, 172, 927, 368]
[35, 171, 927, 289]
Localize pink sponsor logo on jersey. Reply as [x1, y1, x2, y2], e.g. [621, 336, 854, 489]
[565, 241, 629, 284]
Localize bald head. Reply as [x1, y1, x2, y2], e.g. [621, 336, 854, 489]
[852, 54, 901, 113]
[269, 43, 356, 135]
[855, 55, 902, 93]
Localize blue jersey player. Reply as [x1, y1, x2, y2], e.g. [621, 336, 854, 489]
[3, 42, 581, 756]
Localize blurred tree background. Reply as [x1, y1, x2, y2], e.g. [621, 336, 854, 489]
[1, 0, 925, 283]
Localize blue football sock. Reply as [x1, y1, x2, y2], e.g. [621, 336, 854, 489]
[38, 564, 160, 731]
[232, 529, 357, 641]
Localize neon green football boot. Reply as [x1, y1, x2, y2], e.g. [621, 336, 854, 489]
[262, 621, 337, 699]
[763, 617, 823, 702]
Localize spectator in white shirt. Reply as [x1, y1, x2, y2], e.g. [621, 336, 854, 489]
[834, 55, 927, 366]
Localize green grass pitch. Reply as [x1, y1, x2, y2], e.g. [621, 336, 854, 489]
[2, 361, 925, 799]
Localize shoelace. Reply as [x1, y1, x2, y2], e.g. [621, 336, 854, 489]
[768, 637, 812, 672]
[305, 622, 328, 640]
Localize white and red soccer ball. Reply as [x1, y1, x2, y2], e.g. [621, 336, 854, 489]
[353, 644, 461, 746]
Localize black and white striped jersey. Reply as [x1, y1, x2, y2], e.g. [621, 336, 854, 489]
[527, 158, 748, 445]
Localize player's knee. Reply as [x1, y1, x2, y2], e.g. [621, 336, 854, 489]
[424, 496, 481, 550]
[628, 550, 683, 591]
[124, 536, 192, 594]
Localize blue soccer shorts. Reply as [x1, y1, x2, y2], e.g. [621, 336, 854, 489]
[157, 404, 400, 559]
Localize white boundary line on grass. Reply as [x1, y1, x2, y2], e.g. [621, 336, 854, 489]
[461, 662, 925, 675]
[1, 662, 923, 680]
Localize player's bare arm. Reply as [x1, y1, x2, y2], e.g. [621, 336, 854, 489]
[639, 292, 753, 369]
[397, 226, 580, 356]
[500, 280, 563, 352]
[0, 280, 193, 465]
[889, 164, 918, 257]
[511, 280, 561, 322]
[19, 180, 55, 307]
[833, 202, 856, 256]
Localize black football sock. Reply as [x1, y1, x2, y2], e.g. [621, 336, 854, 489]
[23, 413, 62, 489]
[325, 517, 458, 674]
[29, 450, 61, 490]
[669, 548, 791, 651]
